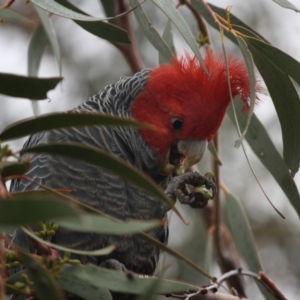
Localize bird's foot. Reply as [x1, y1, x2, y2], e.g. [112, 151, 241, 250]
[100, 258, 128, 272]
[166, 172, 216, 208]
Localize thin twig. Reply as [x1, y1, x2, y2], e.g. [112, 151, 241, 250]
[179, 0, 211, 47]
[199, 0, 229, 32]
[170, 268, 286, 300]
[111, 0, 144, 73]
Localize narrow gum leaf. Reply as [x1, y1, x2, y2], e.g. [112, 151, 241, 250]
[0, 191, 80, 227]
[224, 191, 275, 300]
[0, 160, 30, 177]
[0, 8, 33, 24]
[28, 24, 48, 115]
[31, 0, 111, 21]
[34, 6, 62, 75]
[20, 142, 184, 220]
[0, 112, 149, 142]
[246, 41, 300, 176]
[152, 0, 207, 73]
[0, 73, 62, 100]
[159, 20, 176, 65]
[228, 102, 300, 218]
[234, 36, 256, 147]
[272, 0, 300, 12]
[58, 264, 198, 295]
[55, 0, 130, 43]
[100, 0, 117, 25]
[28, 25, 48, 77]
[129, 0, 174, 61]
[56, 214, 162, 234]
[22, 227, 116, 256]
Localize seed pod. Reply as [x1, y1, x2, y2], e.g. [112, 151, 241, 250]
[13, 282, 25, 289]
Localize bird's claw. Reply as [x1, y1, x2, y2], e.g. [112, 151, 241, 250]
[166, 172, 216, 209]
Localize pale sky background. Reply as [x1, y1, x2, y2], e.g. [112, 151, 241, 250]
[0, 0, 300, 299]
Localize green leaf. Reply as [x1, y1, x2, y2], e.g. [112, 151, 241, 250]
[28, 24, 48, 116]
[18, 249, 64, 300]
[58, 264, 198, 295]
[0, 112, 149, 142]
[28, 25, 48, 77]
[224, 191, 275, 300]
[159, 20, 176, 64]
[100, 0, 115, 18]
[35, 6, 62, 74]
[58, 266, 112, 300]
[202, 232, 213, 285]
[20, 143, 180, 217]
[152, 0, 206, 72]
[208, 141, 222, 165]
[129, 0, 174, 62]
[57, 214, 161, 234]
[227, 101, 300, 217]
[272, 0, 300, 12]
[55, 0, 130, 43]
[234, 36, 256, 147]
[22, 228, 115, 256]
[0, 191, 80, 227]
[0, 8, 33, 24]
[136, 277, 162, 300]
[31, 0, 109, 21]
[0, 73, 62, 100]
[225, 191, 262, 271]
[0, 160, 30, 177]
[246, 41, 300, 176]
[245, 37, 300, 89]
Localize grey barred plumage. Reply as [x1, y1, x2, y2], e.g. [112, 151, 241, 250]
[9, 69, 169, 277]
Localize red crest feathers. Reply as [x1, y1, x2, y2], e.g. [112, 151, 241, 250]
[131, 53, 254, 158]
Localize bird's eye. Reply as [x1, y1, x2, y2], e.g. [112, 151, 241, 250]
[171, 118, 183, 131]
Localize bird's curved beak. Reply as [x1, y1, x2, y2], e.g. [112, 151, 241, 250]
[160, 139, 207, 176]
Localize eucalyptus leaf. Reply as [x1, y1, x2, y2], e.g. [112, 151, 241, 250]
[228, 101, 300, 217]
[28, 25, 48, 77]
[0, 8, 33, 24]
[272, 0, 300, 12]
[22, 228, 116, 256]
[129, 0, 174, 62]
[234, 36, 256, 147]
[35, 6, 62, 74]
[56, 214, 162, 234]
[58, 264, 198, 295]
[225, 191, 276, 300]
[0, 112, 149, 142]
[55, 0, 130, 43]
[246, 42, 300, 176]
[245, 37, 300, 88]
[159, 20, 176, 65]
[0, 191, 80, 227]
[152, 0, 206, 72]
[28, 24, 48, 116]
[31, 0, 108, 21]
[0, 73, 62, 100]
[0, 160, 30, 177]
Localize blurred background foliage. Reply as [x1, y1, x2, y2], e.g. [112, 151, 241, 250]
[1, 0, 300, 299]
